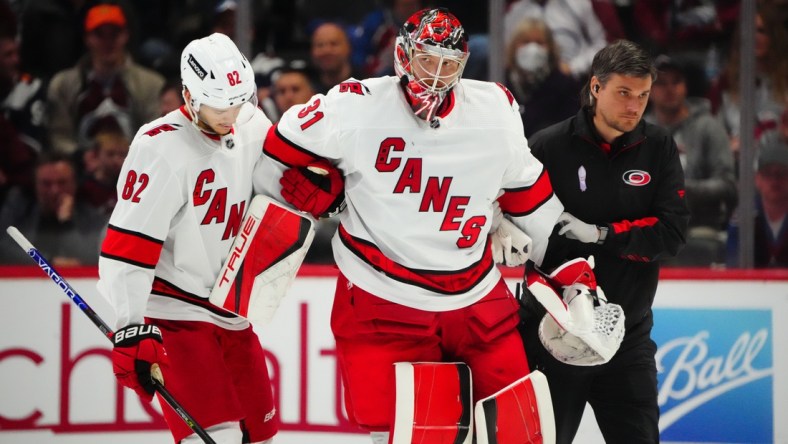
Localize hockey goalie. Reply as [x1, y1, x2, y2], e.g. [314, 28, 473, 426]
[209, 195, 315, 324]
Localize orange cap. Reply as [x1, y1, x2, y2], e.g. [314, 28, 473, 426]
[84, 4, 127, 32]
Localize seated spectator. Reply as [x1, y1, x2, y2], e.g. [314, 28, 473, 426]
[436, 1, 491, 80]
[645, 55, 737, 266]
[46, 3, 165, 155]
[267, 65, 336, 263]
[0, 153, 107, 265]
[591, 0, 627, 42]
[251, 53, 286, 122]
[633, 0, 739, 60]
[1, 32, 46, 152]
[760, 108, 788, 149]
[504, 17, 579, 138]
[708, 4, 788, 163]
[308, 22, 363, 94]
[18, 0, 86, 80]
[504, 0, 608, 78]
[211, 0, 255, 53]
[0, 112, 37, 202]
[350, 0, 423, 77]
[158, 78, 184, 116]
[271, 66, 316, 117]
[212, 0, 237, 36]
[1, 30, 44, 200]
[78, 128, 129, 216]
[727, 136, 788, 268]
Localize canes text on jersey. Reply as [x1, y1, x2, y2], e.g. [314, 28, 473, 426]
[375, 137, 487, 248]
[193, 169, 247, 240]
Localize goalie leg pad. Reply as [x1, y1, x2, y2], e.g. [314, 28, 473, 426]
[209, 195, 315, 323]
[392, 362, 473, 444]
[475, 370, 555, 444]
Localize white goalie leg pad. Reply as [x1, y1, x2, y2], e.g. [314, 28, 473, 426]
[209, 195, 315, 324]
[475, 371, 555, 444]
[392, 362, 473, 444]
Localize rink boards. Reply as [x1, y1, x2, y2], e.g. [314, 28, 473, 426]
[0, 266, 786, 444]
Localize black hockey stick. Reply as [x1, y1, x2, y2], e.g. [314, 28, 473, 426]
[6, 226, 216, 444]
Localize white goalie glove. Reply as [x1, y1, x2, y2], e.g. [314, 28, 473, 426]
[491, 201, 531, 267]
[525, 256, 625, 366]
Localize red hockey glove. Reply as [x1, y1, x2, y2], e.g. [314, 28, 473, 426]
[280, 160, 344, 218]
[548, 256, 599, 296]
[111, 324, 167, 402]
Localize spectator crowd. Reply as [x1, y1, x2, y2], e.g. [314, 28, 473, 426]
[1, 0, 787, 267]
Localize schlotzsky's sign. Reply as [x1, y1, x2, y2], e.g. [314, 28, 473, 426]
[0, 268, 786, 443]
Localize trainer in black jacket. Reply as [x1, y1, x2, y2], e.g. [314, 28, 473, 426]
[520, 40, 690, 444]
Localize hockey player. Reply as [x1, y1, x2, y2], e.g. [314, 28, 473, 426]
[254, 8, 564, 442]
[521, 40, 690, 443]
[98, 33, 277, 443]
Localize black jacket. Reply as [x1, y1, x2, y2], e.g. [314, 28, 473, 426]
[530, 107, 689, 337]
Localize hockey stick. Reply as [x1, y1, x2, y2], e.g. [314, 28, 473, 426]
[6, 226, 217, 444]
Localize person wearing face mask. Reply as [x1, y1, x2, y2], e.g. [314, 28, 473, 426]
[505, 17, 579, 138]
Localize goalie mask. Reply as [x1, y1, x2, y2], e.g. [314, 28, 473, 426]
[394, 8, 469, 122]
[180, 33, 257, 132]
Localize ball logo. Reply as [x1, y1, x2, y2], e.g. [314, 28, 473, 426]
[653, 309, 773, 443]
[622, 170, 651, 186]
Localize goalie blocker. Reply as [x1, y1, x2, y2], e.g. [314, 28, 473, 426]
[209, 195, 315, 324]
[392, 362, 554, 444]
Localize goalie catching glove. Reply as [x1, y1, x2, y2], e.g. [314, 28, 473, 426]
[490, 201, 531, 267]
[280, 160, 345, 218]
[111, 324, 168, 401]
[525, 257, 625, 366]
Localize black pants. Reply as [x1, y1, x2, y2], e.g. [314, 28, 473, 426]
[520, 312, 660, 444]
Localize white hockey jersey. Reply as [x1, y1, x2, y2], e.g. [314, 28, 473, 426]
[254, 77, 563, 311]
[98, 106, 272, 329]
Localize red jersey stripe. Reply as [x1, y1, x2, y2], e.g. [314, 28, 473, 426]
[498, 169, 554, 216]
[611, 217, 660, 234]
[151, 277, 237, 318]
[100, 225, 163, 269]
[495, 82, 515, 106]
[338, 224, 494, 295]
[262, 124, 321, 167]
[435, 90, 455, 118]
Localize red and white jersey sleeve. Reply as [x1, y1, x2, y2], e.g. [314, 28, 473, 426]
[495, 89, 563, 266]
[252, 92, 343, 196]
[99, 107, 271, 329]
[256, 77, 562, 311]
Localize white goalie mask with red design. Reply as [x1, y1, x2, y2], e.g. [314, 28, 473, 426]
[394, 8, 469, 122]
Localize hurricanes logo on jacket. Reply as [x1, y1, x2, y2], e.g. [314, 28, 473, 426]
[622, 170, 651, 186]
